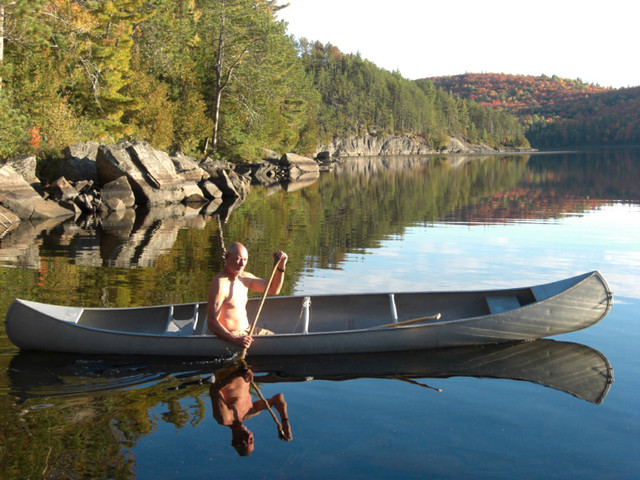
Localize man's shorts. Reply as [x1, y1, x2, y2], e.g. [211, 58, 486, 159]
[230, 327, 274, 336]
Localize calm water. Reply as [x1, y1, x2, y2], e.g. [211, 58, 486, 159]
[1, 150, 639, 479]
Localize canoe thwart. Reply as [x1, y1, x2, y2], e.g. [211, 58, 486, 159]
[165, 304, 199, 336]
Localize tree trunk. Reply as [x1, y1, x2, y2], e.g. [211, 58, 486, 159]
[0, 3, 4, 90]
[210, 4, 225, 156]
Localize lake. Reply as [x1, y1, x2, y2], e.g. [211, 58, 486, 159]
[1, 149, 639, 479]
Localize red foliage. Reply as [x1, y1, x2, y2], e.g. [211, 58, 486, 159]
[28, 125, 42, 150]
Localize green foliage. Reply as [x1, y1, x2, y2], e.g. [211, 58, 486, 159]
[0, 90, 29, 157]
[299, 41, 527, 150]
[1, 2, 534, 162]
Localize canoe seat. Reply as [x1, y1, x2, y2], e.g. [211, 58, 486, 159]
[165, 304, 200, 336]
[486, 295, 521, 314]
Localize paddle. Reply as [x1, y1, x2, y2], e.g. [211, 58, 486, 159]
[238, 260, 281, 361]
[249, 380, 290, 440]
[368, 313, 442, 330]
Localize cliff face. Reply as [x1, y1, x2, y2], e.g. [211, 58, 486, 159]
[317, 134, 497, 157]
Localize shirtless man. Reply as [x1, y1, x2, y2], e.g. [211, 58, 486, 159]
[207, 242, 287, 348]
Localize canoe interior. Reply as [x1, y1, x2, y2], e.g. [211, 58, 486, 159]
[70, 286, 540, 336]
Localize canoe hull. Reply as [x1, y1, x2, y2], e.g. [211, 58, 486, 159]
[5, 271, 613, 356]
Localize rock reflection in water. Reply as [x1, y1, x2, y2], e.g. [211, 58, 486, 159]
[0, 199, 240, 269]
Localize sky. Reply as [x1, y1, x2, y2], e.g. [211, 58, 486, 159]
[276, 0, 638, 89]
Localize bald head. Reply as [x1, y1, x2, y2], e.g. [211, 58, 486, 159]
[226, 242, 247, 259]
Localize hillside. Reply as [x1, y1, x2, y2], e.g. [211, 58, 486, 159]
[298, 42, 529, 151]
[430, 73, 640, 148]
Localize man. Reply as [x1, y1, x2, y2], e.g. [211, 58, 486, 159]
[209, 365, 292, 456]
[207, 242, 287, 348]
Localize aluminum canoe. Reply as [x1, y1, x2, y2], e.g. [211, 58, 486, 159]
[4, 271, 613, 356]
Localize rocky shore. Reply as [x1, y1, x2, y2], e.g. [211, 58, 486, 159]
[0, 134, 528, 232]
[0, 140, 328, 227]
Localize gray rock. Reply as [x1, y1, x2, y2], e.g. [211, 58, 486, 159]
[47, 177, 78, 202]
[96, 141, 185, 206]
[171, 152, 209, 183]
[61, 142, 99, 181]
[101, 176, 135, 211]
[0, 165, 73, 219]
[279, 153, 319, 180]
[3, 154, 39, 188]
[199, 179, 224, 200]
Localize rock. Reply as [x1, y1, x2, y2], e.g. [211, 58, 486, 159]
[182, 183, 207, 203]
[101, 176, 136, 211]
[47, 177, 78, 202]
[0, 204, 20, 227]
[96, 140, 185, 206]
[199, 158, 236, 176]
[171, 152, 209, 183]
[0, 164, 74, 220]
[199, 179, 224, 200]
[279, 153, 319, 180]
[263, 148, 280, 161]
[228, 171, 251, 197]
[210, 170, 247, 198]
[3, 154, 39, 189]
[61, 142, 99, 181]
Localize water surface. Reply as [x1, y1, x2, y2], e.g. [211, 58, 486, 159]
[0, 149, 638, 479]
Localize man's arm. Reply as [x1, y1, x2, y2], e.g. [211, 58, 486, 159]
[207, 277, 252, 348]
[247, 251, 288, 295]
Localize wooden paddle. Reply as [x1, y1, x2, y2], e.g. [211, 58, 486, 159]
[250, 380, 289, 440]
[239, 260, 281, 360]
[368, 313, 442, 330]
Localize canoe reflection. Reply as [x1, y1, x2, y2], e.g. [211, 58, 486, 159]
[247, 339, 613, 405]
[8, 339, 613, 406]
[209, 362, 292, 456]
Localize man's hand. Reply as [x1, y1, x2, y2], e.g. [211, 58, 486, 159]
[273, 250, 288, 267]
[234, 334, 253, 348]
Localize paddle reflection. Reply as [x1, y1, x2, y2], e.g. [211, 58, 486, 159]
[209, 362, 292, 456]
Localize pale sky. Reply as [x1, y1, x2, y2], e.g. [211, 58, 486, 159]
[277, 0, 638, 89]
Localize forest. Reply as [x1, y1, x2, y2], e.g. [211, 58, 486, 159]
[430, 73, 640, 148]
[0, 0, 528, 164]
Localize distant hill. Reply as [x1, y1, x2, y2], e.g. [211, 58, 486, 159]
[429, 73, 640, 148]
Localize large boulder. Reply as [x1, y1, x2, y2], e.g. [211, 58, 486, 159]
[60, 142, 99, 181]
[0, 165, 74, 219]
[2, 154, 39, 189]
[279, 153, 319, 180]
[96, 140, 189, 206]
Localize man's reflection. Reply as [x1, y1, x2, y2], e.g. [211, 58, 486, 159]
[209, 364, 292, 456]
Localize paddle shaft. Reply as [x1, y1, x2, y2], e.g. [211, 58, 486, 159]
[240, 260, 281, 358]
[250, 380, 285, 438]
[370, 313, 442, 330]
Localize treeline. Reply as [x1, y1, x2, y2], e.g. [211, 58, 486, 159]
[431, 73, 640, 148]
[0, 1, 530, 164]
[0, 0, 318, 162]
[297, 41, 529, 149]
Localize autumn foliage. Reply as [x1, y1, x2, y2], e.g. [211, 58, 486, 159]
[429, 73, 640, 148]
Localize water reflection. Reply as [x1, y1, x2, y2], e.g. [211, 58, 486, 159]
[2, 339, 612, 476]
[7, 339, 613, 404]
[209, 362, 292, 456]
[1, 152, 638, 272]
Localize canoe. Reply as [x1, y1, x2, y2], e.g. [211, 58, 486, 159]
[7, 339, 613, 404]
[4, 271, 613, 357]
